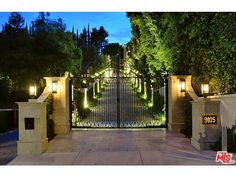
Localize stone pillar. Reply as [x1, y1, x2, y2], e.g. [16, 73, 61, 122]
[16, 101, 48, 155]
[168, 75, 192, 132]
[191, 98, 221, 150]
[44, 77, 70, 135]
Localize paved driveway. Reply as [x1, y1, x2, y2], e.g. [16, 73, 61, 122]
[8, 129, 220, 165]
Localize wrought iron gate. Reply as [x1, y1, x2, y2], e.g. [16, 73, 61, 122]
[71, 68, 168, 128]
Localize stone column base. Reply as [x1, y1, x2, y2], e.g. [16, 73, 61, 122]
[17, 138, 48, 155]
[168, 122, 185, 132]
[54, 123, 70, 135]
[191, 138, 216, 151]
[191, 138, 202, 151]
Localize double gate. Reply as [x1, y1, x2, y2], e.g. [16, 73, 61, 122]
[71, 68, 168, 128]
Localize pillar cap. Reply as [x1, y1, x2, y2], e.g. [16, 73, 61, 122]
[44, 76, 70, 81]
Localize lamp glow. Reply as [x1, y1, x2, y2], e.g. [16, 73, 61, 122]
[84, 88, 88, 109]
[135, 77, 138, 88]
[52, 81, 58, 93]
[201, 84, 209, 95]
[29, 85, 37, 96]
[143, 81, 147, 99]
[72, 84, 74, 101]
[105, 70, 109, 78]
[138, 78, 142, 93]
[179, 79, 186, 92]
[109, 68, 113, 77]
[93, 83, 96, 98]
[150, 86, 154, 107]
[97, 79, 100, 93]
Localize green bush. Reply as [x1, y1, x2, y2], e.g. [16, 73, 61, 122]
[47, 118, 55, 141]
[152, 87, 164, 115]
[74, 90, 91, 119]
[211, 125, 236, 153]
[181, 92, 193, 138]
[46, 94, 55, 140]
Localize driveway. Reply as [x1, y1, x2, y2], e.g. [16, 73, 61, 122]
[8, 129, 220, 165]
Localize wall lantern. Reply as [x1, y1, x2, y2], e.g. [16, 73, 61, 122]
[201, 84, 209, 97]
[29, 85, 37, 96]
[179, 79, 186, 92]
[52, 81, 59, 93]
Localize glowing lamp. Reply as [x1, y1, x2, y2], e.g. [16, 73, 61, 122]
[84, 88, 88, 108]
[179, 79, 186, 92]
[52, 81, 58, 93]
[143, 81, 147, 99]
[201, 84, 209, 95]
[29, 85, 37, 96]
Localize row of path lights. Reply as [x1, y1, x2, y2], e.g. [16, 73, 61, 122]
[83, 68, 112, 109]
[128, 70, 149, 102]
[129, 70, 155, 109]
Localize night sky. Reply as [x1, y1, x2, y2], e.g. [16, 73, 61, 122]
[0, 12, 132, 45]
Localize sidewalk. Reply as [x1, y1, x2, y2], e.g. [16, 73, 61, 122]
[8, 129, 219, 165]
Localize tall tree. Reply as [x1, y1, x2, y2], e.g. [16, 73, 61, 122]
[91, 26, 108, 53]
[127, 12, 236, 94]
[0, 12, 31, 89]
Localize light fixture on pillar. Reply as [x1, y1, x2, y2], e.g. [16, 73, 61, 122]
[201, 84, 209, 97]
[52, 81, 59, 93]
[179, 79, 186, 92]
[29, 85, 37, 97]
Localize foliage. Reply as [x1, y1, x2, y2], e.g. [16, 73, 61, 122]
[211, 125, 236, 153]
[46, 93, 53, 115]
[152, 88, 165, 115]
[102, 43, 123, 57]
[127, 12, 236, 94]
[102, 43, 123, 69]
[76, 25, 109, 68]
[74, 90, 91, 119]
[181, 92, 193, 138]
[0, 12, 82, 106]
[45, 93, 55, 140]
[47, 118, 55, 141]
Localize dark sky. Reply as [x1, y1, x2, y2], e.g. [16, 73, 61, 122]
[0, 12, 132, 45]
